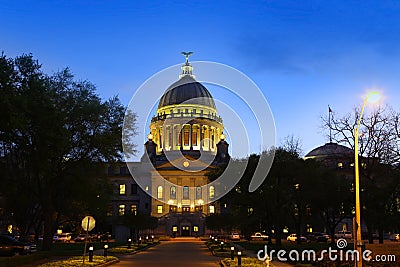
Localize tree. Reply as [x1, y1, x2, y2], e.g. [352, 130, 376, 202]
[322, 105, 400, 243]
[0, 53, 137, 250]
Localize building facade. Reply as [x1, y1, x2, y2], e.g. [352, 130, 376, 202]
[141, 54, 230, 237]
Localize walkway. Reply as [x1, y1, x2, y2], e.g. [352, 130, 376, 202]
[112, 237, 220, 267]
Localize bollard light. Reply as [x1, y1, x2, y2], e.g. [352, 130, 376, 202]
[103, 244, 108, 257]
[230, 246, 234, 260]
[89, 246, 94, 262]
[128, 238, 132, 249]
[220, 241, 224, 251]
[238, 251, 242, 266]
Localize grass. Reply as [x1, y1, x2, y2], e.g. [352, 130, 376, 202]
[37, 255, 118, 267]
[234, 240, 330, 254]
[233, 240, 400, 267]
[0, 240, 160, 267]
[223, 257, 277, 267]
[0, 241, 123, 267]
[108, 241, 158, 254]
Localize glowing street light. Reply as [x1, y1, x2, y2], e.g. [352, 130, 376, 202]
[354, 91, 381, 267]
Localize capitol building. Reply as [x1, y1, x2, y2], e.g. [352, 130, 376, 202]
[108, 54, 230, 240]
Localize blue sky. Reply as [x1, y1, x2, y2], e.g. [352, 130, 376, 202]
[2, 0, 400, 157]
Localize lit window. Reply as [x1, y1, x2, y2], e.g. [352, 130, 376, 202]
[192, 131, 197, 146]
[338, 162, 343, 168]
[118, 204, 125, 216]
[209, 186, 215, 199]
[184, 131, 190, 146]
[131, 204, 137, 215]
[119, 184, 126, 195]
[145, 185, 149, 191]
[170, 186, 176, 199]
[209, 205, 215, 214]
[157, 205, 163, 214]
[157, 186, 163, 199]
[172, 226, 178, 232]
[361, 163, 367, 169]
[183, 186, 189, 199]
[193, 226, 199, 232]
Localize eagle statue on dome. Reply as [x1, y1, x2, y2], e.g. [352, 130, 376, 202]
[181, 51, 193, 63]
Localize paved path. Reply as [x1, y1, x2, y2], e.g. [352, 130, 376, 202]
[112, 237, 220, 267]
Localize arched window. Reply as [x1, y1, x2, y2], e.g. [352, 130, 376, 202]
[183, 186, 189, 199]
[157, 186, 163, 199]
[209, 186, 215, 199]
[170, 186, 176, 199]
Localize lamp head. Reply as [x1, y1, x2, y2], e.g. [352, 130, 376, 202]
[367, 91, 381, 104]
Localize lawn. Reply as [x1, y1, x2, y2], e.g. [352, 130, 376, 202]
[0, 241, 123, 267]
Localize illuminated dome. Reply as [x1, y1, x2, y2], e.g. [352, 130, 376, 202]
[149, 52, 224, 156]
[158, 75, 216, 109]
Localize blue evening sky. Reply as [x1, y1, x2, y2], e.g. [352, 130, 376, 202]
[2, 0, 400, 157]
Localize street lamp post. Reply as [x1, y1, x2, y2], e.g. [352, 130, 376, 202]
[354, 92, 380, 267]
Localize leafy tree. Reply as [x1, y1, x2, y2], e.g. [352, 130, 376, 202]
[0, 53, 136, 250]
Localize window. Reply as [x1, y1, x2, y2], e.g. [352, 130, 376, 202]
[131, 204, 137, 215]
[107, 166, 114, 175]
[209, 186, 215, 199]
[337, 162, 343, 168]
[157, 205, 163, 214]
[170, 186, 176, 199]
[196, 186, 202, 199]
[131, 184, 138, 195]
[118, 204, 125, 216]
[169, 206, 177, 212]
[157, 186, 163, 199]
[183, 186, 189, 199]
[184, 131, 189, 146]
[145, 203, 149, 209]
[172, 226, 178, 232]
[209, 205, 215, 214]
[193, 226, 199, 232]
[192, 131, 197, 146]
[119, 184, 126, 195]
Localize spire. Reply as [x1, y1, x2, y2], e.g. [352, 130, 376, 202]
[179, 51, 195, 79]
[328, 105, 332, 143]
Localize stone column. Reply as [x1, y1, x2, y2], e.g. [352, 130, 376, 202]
[199, 125, 203, 151]
[190, 124, 193, 150]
